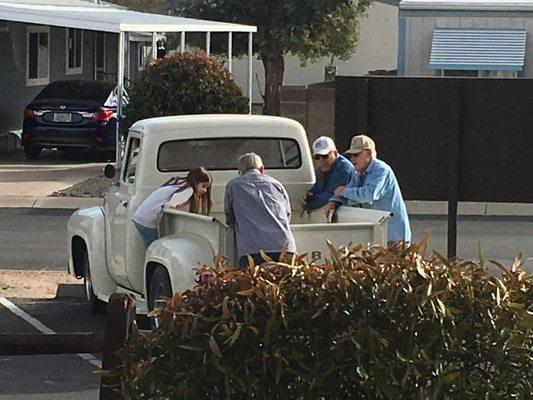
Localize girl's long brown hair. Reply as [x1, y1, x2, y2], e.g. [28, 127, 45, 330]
[163, 166, 213, 215]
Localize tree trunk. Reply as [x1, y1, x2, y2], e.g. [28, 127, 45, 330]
[262, 54, 284, 115]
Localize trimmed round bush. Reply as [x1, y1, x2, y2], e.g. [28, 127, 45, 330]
[113, 243, 532, 399]
[122, 51, 248, 130]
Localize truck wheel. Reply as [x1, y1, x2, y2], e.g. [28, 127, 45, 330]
[24, 146, 41, 160]
[148, 266, 172, 329]
[82, 249, 106, 313]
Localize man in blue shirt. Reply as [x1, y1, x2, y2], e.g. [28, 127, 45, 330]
[225, 153, 296, 268]
[323, 135, 411, 245]
[301, 136, 355, 211]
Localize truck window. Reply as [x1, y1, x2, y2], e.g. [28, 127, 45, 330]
[157, 137, 301, 172]
[123, 137, 141, 184]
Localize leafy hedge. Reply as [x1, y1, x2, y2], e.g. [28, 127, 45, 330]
[113, 240, 532, 399]
[122, 51, 248, 131]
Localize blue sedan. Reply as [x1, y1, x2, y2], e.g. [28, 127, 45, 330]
[22, 80, 118, 159]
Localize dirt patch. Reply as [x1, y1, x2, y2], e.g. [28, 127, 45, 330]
[0, 270, 80, 298]
[49, 174, 113, 198]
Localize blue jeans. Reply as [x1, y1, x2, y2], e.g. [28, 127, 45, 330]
[133, 221, 158, 248]
[238, 252, 293, 268]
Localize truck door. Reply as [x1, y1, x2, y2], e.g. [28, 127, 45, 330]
[104, 135, 141, 286]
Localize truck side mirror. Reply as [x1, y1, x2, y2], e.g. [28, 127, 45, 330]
[104, 164, 116, 179]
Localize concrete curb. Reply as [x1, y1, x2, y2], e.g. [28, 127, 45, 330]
[0, 196, 103, 209]
[405, 201, 533, 217]
[0, 196, 532, 217]
[55, 283, 85, 299]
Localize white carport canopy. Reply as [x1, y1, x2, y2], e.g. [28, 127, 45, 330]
[0, 1, 257, 165]
[0, 2, 257, 34]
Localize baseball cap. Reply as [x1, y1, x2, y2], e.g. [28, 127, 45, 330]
[312, 136, 336, 156]
[345, 135, 375, 155]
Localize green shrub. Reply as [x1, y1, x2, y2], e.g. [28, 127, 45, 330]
[113, 242, 532, 399]
[122, 51, 248, 131]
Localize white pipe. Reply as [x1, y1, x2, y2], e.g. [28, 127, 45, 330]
[151, 32, 157, 60]
[248, 32, 253, 114]
[180, 31, 185, 52]
[205, 31, 210, 54]
[227, 32, 232, 73]
[116, 31, 125, 169]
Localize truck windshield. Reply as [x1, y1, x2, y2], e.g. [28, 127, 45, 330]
[157, 137, 301, 172]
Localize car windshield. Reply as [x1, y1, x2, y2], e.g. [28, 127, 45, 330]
[35, 80, 115, 103]
[158, 137, 302, 172]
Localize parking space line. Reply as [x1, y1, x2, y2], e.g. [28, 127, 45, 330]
[0, 296, 102, 368]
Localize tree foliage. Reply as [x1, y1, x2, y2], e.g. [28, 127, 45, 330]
[112, 241, 532, 399]
[175, 0, 371, 61]
[174, 0, 373, 114]
[106, 0, 167, 13]
[122, 51, 247, 131]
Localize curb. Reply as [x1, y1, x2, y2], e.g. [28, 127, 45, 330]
[0, 196, 103, 209]
[0, 196, 531, 217]
[405, 201, 533, 217]
[55, 283, 85, 299]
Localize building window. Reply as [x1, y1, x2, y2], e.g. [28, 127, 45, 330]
[26, 26, 49, 86]
[138, 42, 152, 71]
[66, 28, 83, 74]
[439, 70, 518, 78]
[478, 70, 518, 78]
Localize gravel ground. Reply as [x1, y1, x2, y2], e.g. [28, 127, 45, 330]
[0, 270, 79, 298]
[49, 174, 113, 198]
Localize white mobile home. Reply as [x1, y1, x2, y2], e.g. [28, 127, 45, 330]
[0, 0, 255, 141]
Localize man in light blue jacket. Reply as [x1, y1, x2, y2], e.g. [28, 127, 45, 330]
[323, 135, 411, 245]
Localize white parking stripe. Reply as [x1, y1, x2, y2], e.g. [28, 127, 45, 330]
[0, 296, 102, 368]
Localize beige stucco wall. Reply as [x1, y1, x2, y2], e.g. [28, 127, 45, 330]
[231, 2, 399, 103]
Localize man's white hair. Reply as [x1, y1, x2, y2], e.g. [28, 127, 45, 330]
[238, 152, 264, 174]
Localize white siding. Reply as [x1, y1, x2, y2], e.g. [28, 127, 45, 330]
[404, 16, 532, 76]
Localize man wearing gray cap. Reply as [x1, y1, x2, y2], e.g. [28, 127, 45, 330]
[301, 136, 355, 211]
[225, 152, 296, 268]
[323, 135, 411, 245]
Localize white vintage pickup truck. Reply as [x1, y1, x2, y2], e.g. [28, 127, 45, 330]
[67, 115, 389, 314]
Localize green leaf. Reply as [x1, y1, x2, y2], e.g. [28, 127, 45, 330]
[209, 337, 223, 358]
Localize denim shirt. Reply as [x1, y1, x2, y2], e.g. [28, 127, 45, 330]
[331, 158, 411, 243]
[224, 170, 296, 258]
[305, 155, 355, 210]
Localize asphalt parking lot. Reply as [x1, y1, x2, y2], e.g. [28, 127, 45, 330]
[0, 295, 106, 400]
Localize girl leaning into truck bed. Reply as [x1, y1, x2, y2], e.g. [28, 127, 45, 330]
[132, 165, 213, 247]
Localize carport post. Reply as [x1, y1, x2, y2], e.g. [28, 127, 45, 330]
[180, 31, 186, 52]
[116, 31, 125, 169]
[227, 32, 232, 73]
[248, 32, 253, 113]
[151, 32, 157, 60]
[206, 31, 211, 54]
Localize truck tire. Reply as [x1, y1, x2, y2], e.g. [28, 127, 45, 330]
[82, 248, 106, 313]
[148, 266, 172, 329]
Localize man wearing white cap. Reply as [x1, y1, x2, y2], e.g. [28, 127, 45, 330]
[323, 134, 411, 245]
[301, 136, 355, 211]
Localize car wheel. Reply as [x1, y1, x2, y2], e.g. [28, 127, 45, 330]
[24, 146, 41, 160]
[82, 248, 106, 313]
[148, 266, 172, 329]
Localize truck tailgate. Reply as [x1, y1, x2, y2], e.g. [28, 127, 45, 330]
[291, 221, 386, 263]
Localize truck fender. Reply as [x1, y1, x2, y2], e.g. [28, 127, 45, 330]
[67, 206, 116, 302]
[144, 234, 216, 299]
